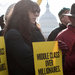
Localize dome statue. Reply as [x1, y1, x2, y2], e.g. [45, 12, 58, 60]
[39, 2, 59, 40]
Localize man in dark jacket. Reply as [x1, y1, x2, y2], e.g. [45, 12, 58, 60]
[47, 7, 70, 41]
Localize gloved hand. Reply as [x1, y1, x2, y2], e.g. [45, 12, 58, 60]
[58, 40, 69, 54]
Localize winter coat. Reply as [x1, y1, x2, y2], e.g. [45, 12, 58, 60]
[5, 29, 45, 75]
[47, 23, 66, 41]
[55, 25, 75, 75]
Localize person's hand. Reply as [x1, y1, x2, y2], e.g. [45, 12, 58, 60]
[58, 40, 69, 54]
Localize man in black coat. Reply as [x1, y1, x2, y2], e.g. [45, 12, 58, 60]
[47, 8, 70, 41]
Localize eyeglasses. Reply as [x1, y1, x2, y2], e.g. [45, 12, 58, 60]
[60, 11, 70, 19]
[32, 8, 40, 13]
[60, 15, 65, 19]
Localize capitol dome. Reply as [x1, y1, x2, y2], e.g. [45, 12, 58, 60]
[39, 2, 59, 40]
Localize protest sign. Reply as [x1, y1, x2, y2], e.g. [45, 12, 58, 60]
[0, 37, 8, 75]
[32, 41, 63, 75]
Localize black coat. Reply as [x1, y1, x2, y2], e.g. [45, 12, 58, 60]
[47, 24, 67, 41]
[5, 29, 45, 75]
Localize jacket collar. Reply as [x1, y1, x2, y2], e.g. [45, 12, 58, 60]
[59, 23, 67, 29]
[68, 24, 75, 33]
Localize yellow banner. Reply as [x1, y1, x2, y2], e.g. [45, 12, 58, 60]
[37, 0, 42, 5]
[32, 41, 63, 75]
[0, 37, 8, 75]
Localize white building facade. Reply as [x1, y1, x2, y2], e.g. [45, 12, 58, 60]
[39, 2, 59, 40]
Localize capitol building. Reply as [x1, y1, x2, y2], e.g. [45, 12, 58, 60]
[39, 2, 59, 40]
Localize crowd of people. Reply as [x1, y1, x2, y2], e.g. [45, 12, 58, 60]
[0, 0, 75, 75]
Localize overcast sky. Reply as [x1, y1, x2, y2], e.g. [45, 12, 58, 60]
[0, 0, 75, 22]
